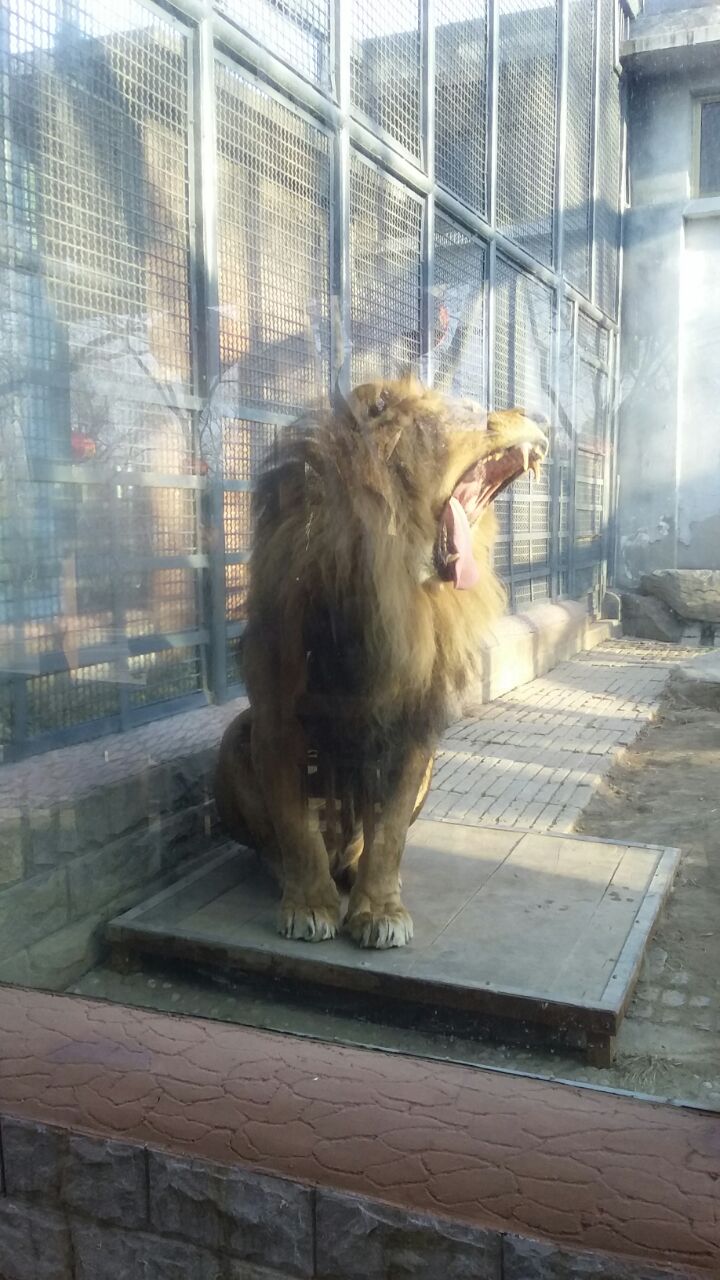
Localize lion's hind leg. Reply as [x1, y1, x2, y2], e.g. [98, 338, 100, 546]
[214, 708, 282, 883]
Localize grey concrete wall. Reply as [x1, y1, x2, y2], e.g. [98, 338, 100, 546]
[617, 17, 720, 583]
[677, 215, 720, 565]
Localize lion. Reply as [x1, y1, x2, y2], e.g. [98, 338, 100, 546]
[215, 376, 547, 949]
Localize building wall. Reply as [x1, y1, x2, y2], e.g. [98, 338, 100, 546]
[617, 4, 720, 583]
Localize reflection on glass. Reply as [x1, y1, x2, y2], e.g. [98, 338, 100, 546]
[0, 0, 718, 1123]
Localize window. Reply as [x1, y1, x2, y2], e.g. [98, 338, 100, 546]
[696, 98, 720, 196]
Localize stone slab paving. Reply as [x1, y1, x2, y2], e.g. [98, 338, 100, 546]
[425, 639, 699, 835]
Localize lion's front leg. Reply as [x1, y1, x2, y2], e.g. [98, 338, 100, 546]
[253, 722, 340, 942]
[345, 744, 433, 950]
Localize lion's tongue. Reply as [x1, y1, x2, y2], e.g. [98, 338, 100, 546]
[446, 496, 480, 590]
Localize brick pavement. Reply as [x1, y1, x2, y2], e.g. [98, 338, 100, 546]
[426, 639, 698, 834]
[1, 640, 695, 834]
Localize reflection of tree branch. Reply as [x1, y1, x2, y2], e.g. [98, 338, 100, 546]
[68, 315, 191, 468]
[613, 333, 673, 417]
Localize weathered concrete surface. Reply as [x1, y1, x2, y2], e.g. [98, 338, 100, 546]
[617, 6, 720, 585]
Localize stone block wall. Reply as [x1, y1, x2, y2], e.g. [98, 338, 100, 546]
[0, 745, 223, 991]
[0, 603, 615, 997]
[0, 1115, 701, 1280]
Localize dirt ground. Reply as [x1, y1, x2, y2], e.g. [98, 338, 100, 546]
[72, 670, 720, 1111]
[572, 677, 720, 1104]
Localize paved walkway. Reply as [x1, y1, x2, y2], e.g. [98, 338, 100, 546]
[2, 638, 695, 831]
[426, 639, 697, 835]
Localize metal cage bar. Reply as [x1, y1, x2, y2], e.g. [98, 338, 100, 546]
[192, 6, 227, 704]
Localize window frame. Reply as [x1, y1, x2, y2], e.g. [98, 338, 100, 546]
[693, 94, 720, 199]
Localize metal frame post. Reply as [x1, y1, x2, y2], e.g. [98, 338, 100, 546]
[419, 0, 435, 386]
[0, 4, 28, 757]
[601, 328, 617, 607]
[331, 0, 352, 395]
[549, 0, 570, 598]
[190, 3, 227, 703]
[486, 0, 500, 411]
[589, 0, 603, 307]
[567, 300, 579, 598]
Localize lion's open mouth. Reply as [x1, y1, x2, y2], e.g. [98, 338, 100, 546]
[436, 440, 547, 589]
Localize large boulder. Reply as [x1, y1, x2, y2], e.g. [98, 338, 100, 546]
[641, 569, 720, 623]
[620, 590, 686, 643]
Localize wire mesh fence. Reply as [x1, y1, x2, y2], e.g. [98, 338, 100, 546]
[495, 0, 558, 265]
[0, 0, 623, 759]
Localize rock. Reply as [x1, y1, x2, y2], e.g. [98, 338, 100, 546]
[315, 1190, 501, 1280]
[620, 591, 685, 643]
[670, 651, 720, 711]
[148, 1150, 314, 1276]
[641, 569, 720, 622]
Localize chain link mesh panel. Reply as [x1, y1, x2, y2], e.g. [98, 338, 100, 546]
[128, 645, 203, 707]
[351, 0, 422, 158]
[564, 0, 595, 296]
[221, 419, 277, 625]
[214, 65, 330, 693]
[556, 299, 575, 586]
[493, 258, 553, 598]
[350, 153, 422, 382]
[434, 0, 488, 215]
[214, 0, 332, 91]
[215, 63, 331, 414]
[0, 0, 625, 757]
[496, 0, 558, 265]
[494, 259, 553, 415]
[433, 214, 486, 402]
[0, 0, 205, 752]
[594, 0, 621, 318]
[576, 313, 609, 446]
[219, 428, 296, 636]
[574, 314, 608, 573]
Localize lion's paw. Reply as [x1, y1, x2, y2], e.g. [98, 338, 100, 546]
[278, 895, 340, 942]
[345, 900, 413, 950]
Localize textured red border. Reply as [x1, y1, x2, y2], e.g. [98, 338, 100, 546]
[0, 987, 718, 1271]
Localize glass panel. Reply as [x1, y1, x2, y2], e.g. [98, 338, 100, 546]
[4, 0, 717, 1141]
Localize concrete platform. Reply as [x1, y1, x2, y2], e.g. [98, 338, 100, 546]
[107, 819, 679, 1066]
